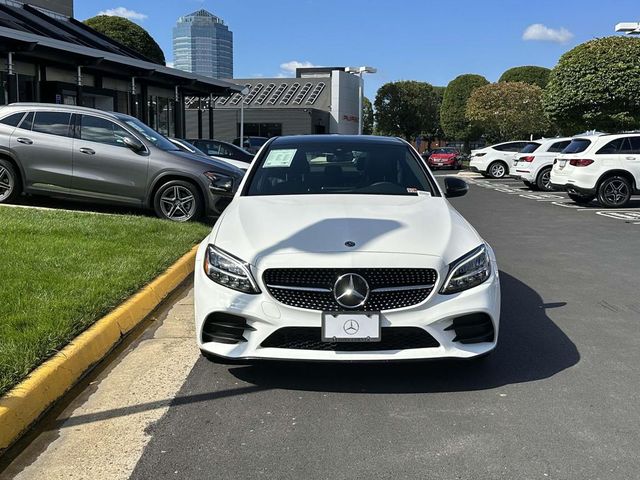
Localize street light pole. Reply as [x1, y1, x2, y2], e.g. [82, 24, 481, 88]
[239, 86, 250, 144]
[346, 66, 377, 135]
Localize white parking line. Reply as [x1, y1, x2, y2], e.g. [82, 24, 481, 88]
[596, 211, 640, 221]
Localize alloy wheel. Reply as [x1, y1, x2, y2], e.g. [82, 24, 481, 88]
[490, 163, 506, 178]
[603, 179, 629, 206]
[540, 170, 552, 191]
[159, 185, 196, 221]
[0, 166, 14, 202]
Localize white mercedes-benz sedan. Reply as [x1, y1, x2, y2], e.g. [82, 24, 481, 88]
[194, 135, 500, 362]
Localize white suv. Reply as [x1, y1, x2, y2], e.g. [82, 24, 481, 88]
[550, 133, 640, 207]
[469, 141, 539, 179]
[511, 137, 572, 191]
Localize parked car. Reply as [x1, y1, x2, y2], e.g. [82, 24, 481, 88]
[469, 141, 540, 178]
[194, 135, 500, 363]
[170, 138, 249, 171]
[511, 137, 572, 191]
[0, 104, 244, 222]
[233, 136, 268, 154]
[426, 147, 463, 170]
[187, 138, 254, 164]
[550, 133, 640, 208]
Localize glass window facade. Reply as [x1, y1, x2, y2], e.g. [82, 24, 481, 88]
[173, 9, 233, 79]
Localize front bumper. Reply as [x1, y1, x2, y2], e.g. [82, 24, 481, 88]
[194, 244, 501, 362]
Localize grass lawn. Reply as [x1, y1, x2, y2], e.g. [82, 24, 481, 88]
[0, 206, 210, 397]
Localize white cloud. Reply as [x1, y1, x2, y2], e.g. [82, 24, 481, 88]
[97, 7, 148, 21]
[522, 24, 573, 44]
[279, 60, 320, 76]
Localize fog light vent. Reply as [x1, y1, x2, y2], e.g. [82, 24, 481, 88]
[202, 312, 253, 344]
[444, 313, 494, 344]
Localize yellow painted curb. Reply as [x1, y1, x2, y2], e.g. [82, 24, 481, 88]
[0, 245, 199, 453]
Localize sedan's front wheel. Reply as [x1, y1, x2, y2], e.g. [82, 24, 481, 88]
[153, 180, 203, 222]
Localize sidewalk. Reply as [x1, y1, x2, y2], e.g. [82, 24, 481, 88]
[0, 284, 199, 480]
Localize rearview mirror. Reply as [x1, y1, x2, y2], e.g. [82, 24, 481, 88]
[123, 136, 145, 153]
[444, 177, 469, 198]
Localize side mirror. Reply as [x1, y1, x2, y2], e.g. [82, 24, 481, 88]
[123, 136, 145, 153]
[444, 177, 469, 198]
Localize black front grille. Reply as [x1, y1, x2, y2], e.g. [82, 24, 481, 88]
[444, 313, 495, 344]
[261, 327, 440, 351]
[263, 268, 437, 311]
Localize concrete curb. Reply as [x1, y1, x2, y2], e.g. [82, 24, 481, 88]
[0, 245, 199, 453]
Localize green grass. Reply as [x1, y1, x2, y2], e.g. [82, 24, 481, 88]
[0, 207, 210, 397]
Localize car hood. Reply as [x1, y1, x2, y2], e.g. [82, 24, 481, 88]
[212, 194, 483, 266]
[430, 154, 456, 159]
[170, 151, 245, 177]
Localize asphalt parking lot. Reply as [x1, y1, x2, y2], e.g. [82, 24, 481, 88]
[4, 173, 640, 479]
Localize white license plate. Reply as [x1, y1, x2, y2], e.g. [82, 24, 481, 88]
[322, 313, 381, 342]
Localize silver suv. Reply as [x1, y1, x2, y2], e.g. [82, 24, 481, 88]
[0, 104, 244, 221]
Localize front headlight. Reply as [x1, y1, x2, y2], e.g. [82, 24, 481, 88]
[203, 245, 260, 294]
[440, 244, 492, 295]
[204, 171, 234, 194]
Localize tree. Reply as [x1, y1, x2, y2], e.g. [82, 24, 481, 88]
[422, 86, 445, 150]
[84, 15, 165, 65]
[499, 66, 551, 89]
[362, 97, 374, 135]
[374, 81, 438, 141]
[440, 74, 489, 149]
[544, 36, 640, 134]
[466, 82, 551, 143]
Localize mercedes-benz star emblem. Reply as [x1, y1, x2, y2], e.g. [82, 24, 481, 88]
[333, 273, 370, 309]
[343, 319, 360, 335]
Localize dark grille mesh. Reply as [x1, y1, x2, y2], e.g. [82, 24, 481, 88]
[261, 327, 440, 351]
[263, 268, 437, 311]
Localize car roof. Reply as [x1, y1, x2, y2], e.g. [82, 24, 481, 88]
[270, 135, 406, 147]
[6, 103, 121, 119]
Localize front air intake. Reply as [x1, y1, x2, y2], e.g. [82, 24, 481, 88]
[201, 312, 253, 344]
[445, 313, 494, 344]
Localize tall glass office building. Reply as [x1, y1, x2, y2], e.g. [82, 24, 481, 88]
[173, 9, 233, 79]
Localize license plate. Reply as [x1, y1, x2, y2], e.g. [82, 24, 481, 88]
[436, 163, 443, 166]
[322, 313, 381, 342]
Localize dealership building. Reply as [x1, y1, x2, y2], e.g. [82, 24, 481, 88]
[0, 0, 242, 137]
[185, 67, 362, 141]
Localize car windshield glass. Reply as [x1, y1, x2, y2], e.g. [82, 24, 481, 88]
[563, 139, 591, 154]
[520, 142, 540, 153]
[435, 148, 456, 154]
[246, 142, 433, 196]
[118, 116, 178, 151]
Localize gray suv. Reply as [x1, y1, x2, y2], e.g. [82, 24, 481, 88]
[0, 104, 244, 222]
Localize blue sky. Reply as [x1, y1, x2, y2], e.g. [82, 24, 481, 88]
[75, 0, 638, 99]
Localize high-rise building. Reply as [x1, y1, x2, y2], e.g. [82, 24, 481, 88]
[173, 9, 233, 79]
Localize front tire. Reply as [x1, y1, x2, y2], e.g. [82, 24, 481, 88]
[488, 161, 507, 179]
[153, 180, 203, 222]
[536, 167, 554, 191]
[0, 159, 21, 204]
[597, 175, 632, 208]
[568, 192, 595, 205]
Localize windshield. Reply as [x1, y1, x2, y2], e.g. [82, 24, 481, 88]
[245, 142, 434, 196]
[563, 139, 591, 154]
[434, 148, 457, 154]
[118, 116, 178, 151]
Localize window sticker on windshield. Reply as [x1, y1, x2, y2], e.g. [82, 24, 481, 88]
[407, 187, 418, 193]
[264, 149, 297, 168]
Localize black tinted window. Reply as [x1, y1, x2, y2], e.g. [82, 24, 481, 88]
[629, 137, 640, 154]
[520, 142, 541, 153]
[0, 112, 24, 127]
[563, 139, 591, 154]
[596, 138, 623, 155]
[547, 140, 571, 153]
[80, 115, 130, 147]
[494, 142, 524, 152]
[247, 143, 433, 197]
[20, 112, 34, 130]
[32, 112, 71, 137]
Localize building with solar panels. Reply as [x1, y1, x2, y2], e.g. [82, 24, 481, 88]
[185, 67, 361, 141]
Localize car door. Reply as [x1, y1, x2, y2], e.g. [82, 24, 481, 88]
[9, 111, 74, 193]
[70, 114, 149, 205]
[620, 136, 640, 188]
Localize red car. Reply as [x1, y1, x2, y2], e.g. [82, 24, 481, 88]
[426, 148, 463, 170]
